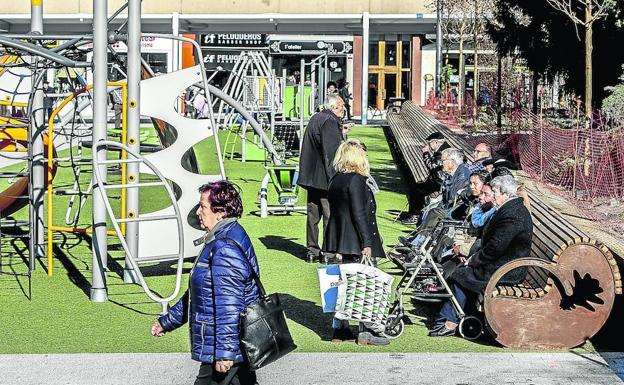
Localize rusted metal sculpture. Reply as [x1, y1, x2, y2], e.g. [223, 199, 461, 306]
[484, 240, 620, 349]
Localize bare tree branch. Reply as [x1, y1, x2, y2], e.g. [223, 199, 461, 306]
[546, 0, 614, 26]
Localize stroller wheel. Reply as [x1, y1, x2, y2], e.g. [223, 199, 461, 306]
[459, 316, 483, 341]
[383, 316, 405, 339]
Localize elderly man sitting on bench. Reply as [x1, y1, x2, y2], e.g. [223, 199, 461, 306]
[429, 174, 533, 337]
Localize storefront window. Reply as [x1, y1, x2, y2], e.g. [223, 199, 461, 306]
[401, 71, 411, 99]
[401, 41, 411, 69]
[369, 42, 379, 66]
[385, 41, 397, 66]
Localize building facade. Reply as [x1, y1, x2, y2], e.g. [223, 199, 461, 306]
[1, 0, 441, 118]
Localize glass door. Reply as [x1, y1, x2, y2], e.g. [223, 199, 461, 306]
[368, 73, 379, 109]
[383, 73, 397, 110]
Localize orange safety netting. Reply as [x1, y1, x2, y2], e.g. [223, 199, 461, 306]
[425, 100, 624, 234]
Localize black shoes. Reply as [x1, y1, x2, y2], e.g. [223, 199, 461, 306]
[324, 253, 342, 265]
[307, 252, 320, 263]
[398, 235, 414, 246]
[427, 323, 445, 336]
[399, 214, 420, 226]
[332, 327, 356, 343]
[429, 325, 457, 337]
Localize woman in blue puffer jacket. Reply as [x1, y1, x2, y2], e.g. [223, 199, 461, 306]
[151, 181, 260, 385]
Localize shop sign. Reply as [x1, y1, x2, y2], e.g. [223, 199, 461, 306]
[269, 40, 353, 55]
[199, 34, 270, 49]
[201, 49, 267, 71]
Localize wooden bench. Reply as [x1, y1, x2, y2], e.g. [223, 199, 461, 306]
[387, 101, 622, 349]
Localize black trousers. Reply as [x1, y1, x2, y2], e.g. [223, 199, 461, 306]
[194, 362, 257, 385]
[305, 187, 331, 256]
[406, 177, 441, 215]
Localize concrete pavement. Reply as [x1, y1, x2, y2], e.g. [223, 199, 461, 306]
[1, 352, 623, 385]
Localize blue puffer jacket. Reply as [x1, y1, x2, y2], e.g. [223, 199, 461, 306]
[158, 220, 260, 363]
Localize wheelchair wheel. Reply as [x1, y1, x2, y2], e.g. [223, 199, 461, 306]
[383, 317, 404, 339]
[458, 316, 483, 341]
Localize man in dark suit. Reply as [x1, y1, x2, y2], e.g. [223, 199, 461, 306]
[400, 132, 451, 225]
[430, 174, 533, 337]
[298, 95, 345, 262]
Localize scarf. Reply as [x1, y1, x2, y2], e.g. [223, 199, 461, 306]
[193, 217, 238, 246]
[366, 175, 380, 195]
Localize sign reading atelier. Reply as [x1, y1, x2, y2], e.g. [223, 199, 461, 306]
[199, 34, 270, 49]
[269, 40, 353, 55]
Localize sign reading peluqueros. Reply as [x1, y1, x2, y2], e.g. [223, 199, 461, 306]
[198, 34, 270, 49]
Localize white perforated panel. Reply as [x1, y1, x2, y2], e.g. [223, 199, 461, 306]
[138, 65, 223, 259]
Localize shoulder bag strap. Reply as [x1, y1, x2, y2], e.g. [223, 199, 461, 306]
[218, 237, 267, 298]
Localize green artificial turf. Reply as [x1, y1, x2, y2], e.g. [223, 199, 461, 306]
[0, 125, 567, 354]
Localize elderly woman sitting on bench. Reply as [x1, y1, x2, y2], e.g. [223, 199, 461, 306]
[429, 175, 533, 337]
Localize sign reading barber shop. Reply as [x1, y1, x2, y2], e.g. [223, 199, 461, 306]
[269, 40, 353, 55]
[199, 34, 270, 49]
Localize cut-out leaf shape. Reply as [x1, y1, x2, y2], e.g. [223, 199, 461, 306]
[560, 270, 604, 312]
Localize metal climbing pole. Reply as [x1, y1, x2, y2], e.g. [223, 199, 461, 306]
[91, 0, 108, 302]
[30, 0, 45, 265]
[124, 0, 141, 283]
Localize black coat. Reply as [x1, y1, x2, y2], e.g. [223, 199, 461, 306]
[323, 172, 384, 257]
[423, 141, 451, 185]
[451, 197, 533, 293]
[297, 109, 344, 191]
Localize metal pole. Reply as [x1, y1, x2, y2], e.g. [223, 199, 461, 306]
[124, 0, 141, 283]
[318, 60, 324, 110]
[91, 0, 108, 302]
[323, 52, 329, 101]
[108, 1, 130, 24]
[268, 56, 275, 139]
[436, 0, 443, 96]
[299, 58, 305, 152]
[172, 12, 180, 72]
[361, 12, 370, 125]
[30, 0, 45, 270]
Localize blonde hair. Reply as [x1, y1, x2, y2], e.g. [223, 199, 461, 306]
[333, 139, 369, 176]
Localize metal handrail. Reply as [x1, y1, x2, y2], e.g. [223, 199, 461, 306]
[92, 140, 185, 314]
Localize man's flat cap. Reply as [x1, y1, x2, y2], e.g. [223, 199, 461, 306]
[426, 132, 445, 141]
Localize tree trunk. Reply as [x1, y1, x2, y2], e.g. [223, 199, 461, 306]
[497, 53, 502, 129]
[473, 0, 479, 120]
[532, 70, 539, 115]
[585, 0, 593, 123]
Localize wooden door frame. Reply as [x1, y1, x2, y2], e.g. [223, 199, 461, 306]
[368, 40, 404, 110]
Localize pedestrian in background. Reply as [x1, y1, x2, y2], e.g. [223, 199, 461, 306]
[298, 95, 346, 263]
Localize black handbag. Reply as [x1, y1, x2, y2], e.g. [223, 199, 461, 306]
[224, 239, 297, 370]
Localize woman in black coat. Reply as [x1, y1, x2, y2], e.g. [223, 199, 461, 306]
[323, 139, 384, 263]
[323, 139, 387, 346]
